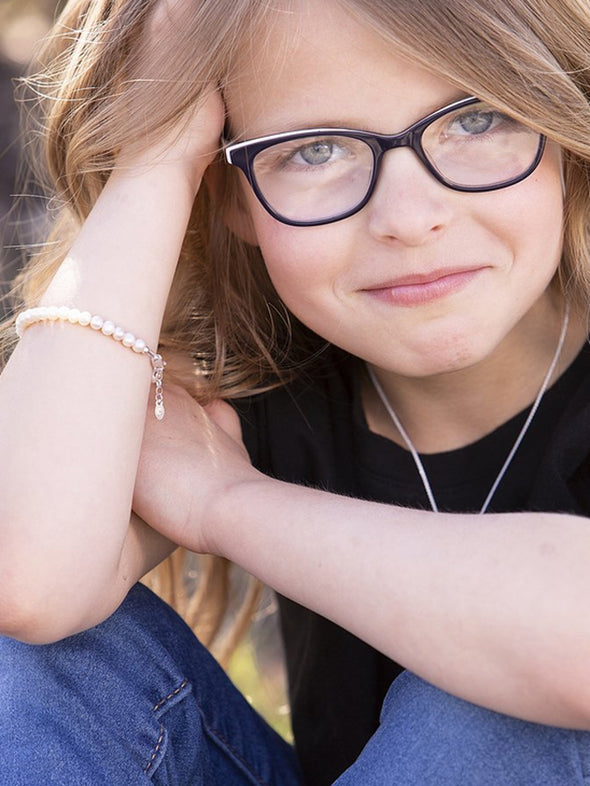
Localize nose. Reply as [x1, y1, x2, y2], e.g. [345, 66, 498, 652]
[365, 148, 454, 246]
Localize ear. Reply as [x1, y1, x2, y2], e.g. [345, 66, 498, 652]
[204, 160, 260, 246]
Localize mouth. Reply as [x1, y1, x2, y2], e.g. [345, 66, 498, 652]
[362, 266, 487, 307]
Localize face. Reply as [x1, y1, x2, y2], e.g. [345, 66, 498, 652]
[224, 0, 565, 381]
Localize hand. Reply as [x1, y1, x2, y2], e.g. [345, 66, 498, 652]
[132, 385, 259, 554]
[116, 0, 225, 189]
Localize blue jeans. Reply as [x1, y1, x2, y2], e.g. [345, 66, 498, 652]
[1, 584, 589, 785]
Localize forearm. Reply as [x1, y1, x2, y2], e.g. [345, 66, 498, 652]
[0, 162, 198, 638]
[210, 475, 590, 728]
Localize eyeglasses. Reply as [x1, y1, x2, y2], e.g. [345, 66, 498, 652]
[224, 96, 546, 227]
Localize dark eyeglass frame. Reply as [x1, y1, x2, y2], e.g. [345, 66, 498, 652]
[224, 95, 547, 227]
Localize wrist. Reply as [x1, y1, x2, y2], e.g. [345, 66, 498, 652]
[110, 154, 206, 200]
[203, 472, 275, 559]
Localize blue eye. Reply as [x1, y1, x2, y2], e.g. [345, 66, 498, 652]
[296, 141, 335, 165]
[452, 109, 503, 136]
[459, 110, 494, 134]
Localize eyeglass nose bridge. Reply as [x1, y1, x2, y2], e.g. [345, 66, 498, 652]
[366, 126, 441, 198]
[374, 127, 424, 155]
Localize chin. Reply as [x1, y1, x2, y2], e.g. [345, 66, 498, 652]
[368, 331, 484, 378]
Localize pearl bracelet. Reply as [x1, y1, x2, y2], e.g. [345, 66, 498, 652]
[15, 305, 166, 420]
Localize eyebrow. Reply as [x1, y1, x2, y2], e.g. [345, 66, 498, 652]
[227, 93, 470, 143]
[226, 118, 373, 143]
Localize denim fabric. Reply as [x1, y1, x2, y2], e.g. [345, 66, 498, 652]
[0, 584, 303, 785]
[2, 583, 589, 785]
[334, 670, 590, 785]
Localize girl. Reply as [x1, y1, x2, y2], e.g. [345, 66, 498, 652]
[1, 0, 590, 783]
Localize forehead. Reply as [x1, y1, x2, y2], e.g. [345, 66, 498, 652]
[224, 0, 461, 139]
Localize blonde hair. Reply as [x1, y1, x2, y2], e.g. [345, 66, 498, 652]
[4, 0, 590, 658]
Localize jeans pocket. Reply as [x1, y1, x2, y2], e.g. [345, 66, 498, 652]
[143, 678, 197, 784]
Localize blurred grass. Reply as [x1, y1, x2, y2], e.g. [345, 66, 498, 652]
[228, 629, 293, 743]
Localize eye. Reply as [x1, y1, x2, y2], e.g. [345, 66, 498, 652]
[451, 108, 501, 136]
[294, 140, 337, 165]
[252, 135, 360, 177]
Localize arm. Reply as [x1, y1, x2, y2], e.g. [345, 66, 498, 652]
[216, 479, 590, 729]
[134, 391, 590, 729]
[0, 82, 223, 642]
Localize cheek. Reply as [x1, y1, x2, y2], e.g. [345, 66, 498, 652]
[479, 145, 564, 283]
[252, 224, 302, 291]
[516, 145, 564, 257]
[254, 221, 354, 342]
[247, 204, 342, 301]
[233, 185, 328, 316]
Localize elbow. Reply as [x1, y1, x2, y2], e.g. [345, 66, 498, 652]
[544, 643, 590, 730]
[0, 566, 124, 645]
[563, 661, 590, 730]
[0, 590, 118, 646]
[0, 517, 132, 644]
[0, 546, 70, 642]
[0, 581, 80, 645]
[0, 613, 51, 647]
[0, 592, 61, 645]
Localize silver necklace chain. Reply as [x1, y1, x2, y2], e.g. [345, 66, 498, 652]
[367, 303, 570, 515]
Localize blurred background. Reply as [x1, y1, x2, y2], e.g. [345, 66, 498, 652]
[0, 0, 59, 318]
[0, 0, 58, 65]
[0, 0, 292, 739]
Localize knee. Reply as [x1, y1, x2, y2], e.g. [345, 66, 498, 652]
[374, 671, 590, 786]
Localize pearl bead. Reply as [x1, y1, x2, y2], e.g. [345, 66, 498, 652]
[14, 306, 164, 421]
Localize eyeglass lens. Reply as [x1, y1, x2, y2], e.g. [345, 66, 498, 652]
[249, 102, 542, 224]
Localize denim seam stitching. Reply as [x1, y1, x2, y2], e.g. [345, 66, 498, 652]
[144, 723, 165, 774]
[144, 677, 273, 785]
[152, 677, 190, 713]
[143, 678, 189, 774]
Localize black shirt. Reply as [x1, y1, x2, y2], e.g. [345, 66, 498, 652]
[236, 344, 590, 785]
